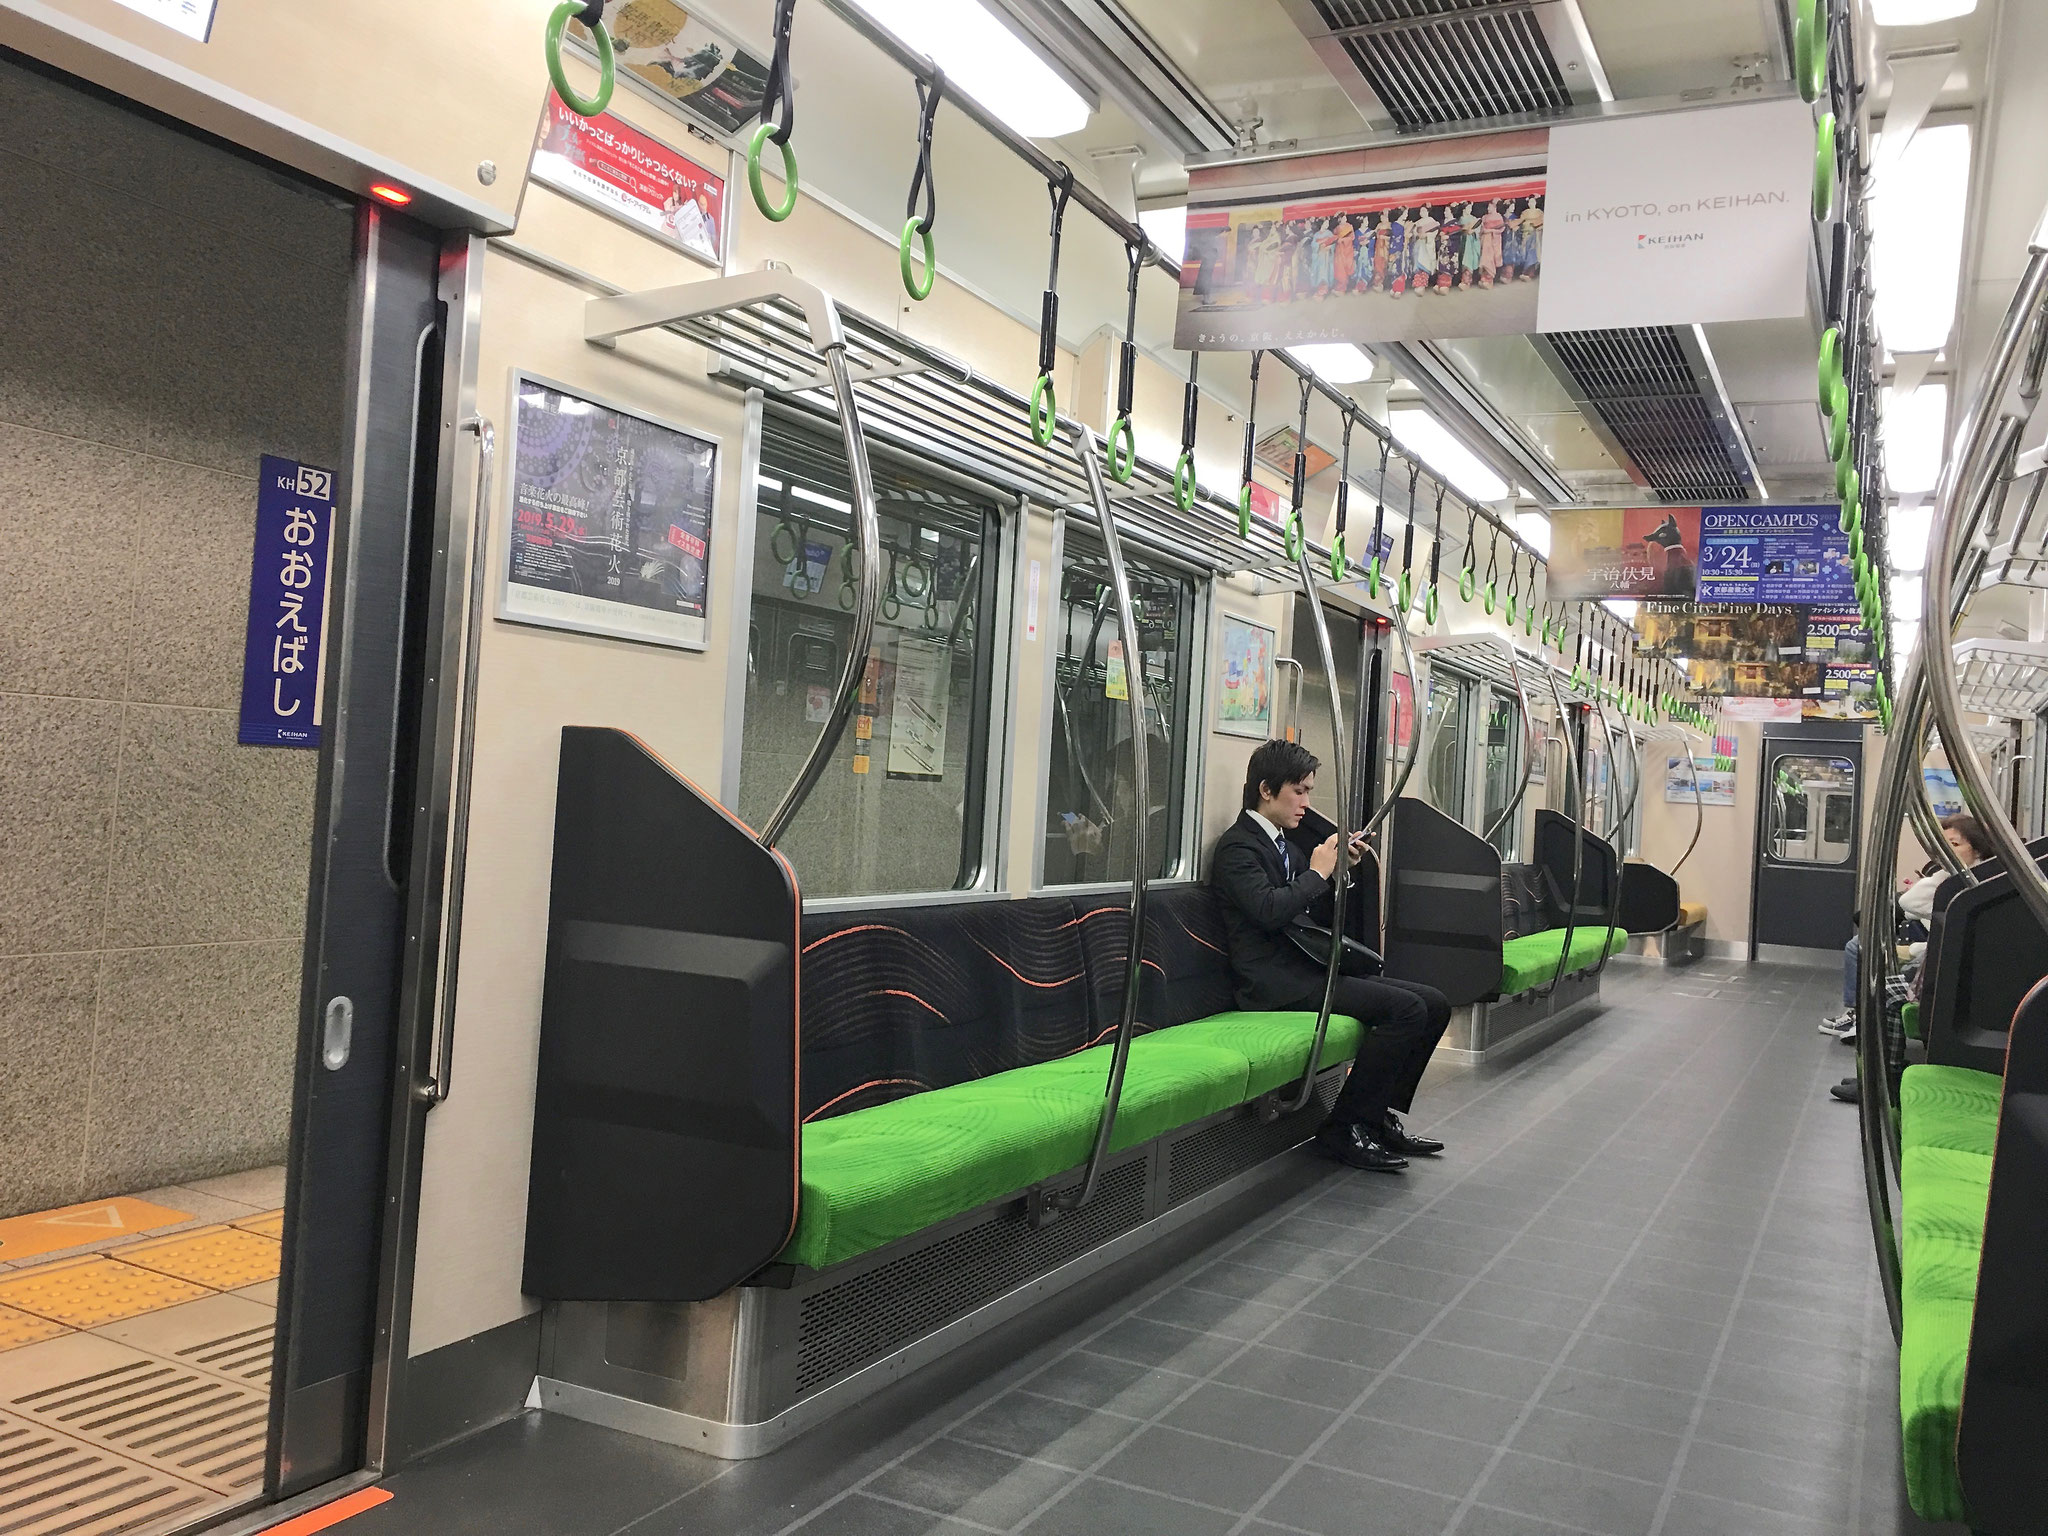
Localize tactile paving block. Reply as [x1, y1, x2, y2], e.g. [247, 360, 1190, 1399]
[120, 1225, 282, 1291]
[231, 1209, 286, 1240]
[0, 1257, 209, 1328]
[0, 1303, 70, 1352]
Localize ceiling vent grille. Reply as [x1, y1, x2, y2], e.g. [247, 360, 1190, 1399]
[1302, 0, 1572, 128]
[1536, 327, 1759, 504]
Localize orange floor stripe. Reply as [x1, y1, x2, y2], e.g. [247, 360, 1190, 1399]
[0, 1195, 194, 1261]
[261, 1486, 393, 1533]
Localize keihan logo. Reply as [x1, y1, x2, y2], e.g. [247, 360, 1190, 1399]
[1639, 231, 1708, 250]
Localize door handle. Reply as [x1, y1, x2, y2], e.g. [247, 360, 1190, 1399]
[322, 996, 355, 1071]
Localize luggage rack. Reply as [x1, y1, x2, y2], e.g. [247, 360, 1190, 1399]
[584, 270, 1356, 580]
[1414, 632, 1586, 706]
[1952, 637, 2048, 718]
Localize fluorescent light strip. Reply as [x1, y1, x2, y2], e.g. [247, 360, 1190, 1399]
[844, 0, 1091, 139]
[1871, 122, 1971, 355]
[1881, 383, 1949, 495]
[1389, 409, 1509, 502]
[1872, 0, 1977, 23]
[1284, 343, 1376, 385]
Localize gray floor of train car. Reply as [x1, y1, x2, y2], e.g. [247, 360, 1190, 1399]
[355, 959, 1958, 1536]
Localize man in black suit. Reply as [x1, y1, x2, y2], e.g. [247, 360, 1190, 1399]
[1212, 739, 1451, 1172]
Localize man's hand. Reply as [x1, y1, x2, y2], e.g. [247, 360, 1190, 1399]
[1344, 831, 1367, 869]
[1310, 835, 1341, 879]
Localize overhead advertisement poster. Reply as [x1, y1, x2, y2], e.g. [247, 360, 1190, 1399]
[569, 2, 770, 137]
[501, 375, 718, 651]
[1547, 507, 1703, 601]
[531, 97, 726, 268]
[1537, 96, 1812, 331]
[1696, 505, 1853, 604]
[1637, 601, 1876, 719]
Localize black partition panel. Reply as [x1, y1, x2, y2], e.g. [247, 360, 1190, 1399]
[1957, 978, 2048, 1533]
[524, 728, 800, 1302]
[1923, 841, 2048, 1077]
[1532, 809, 1619, 927]
[1617, 862, 1681, 935]
[1381, 798, 1503, 1007]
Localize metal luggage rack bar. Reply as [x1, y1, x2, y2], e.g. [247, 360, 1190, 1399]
[1413, 632, 1589, 706]
[587, 270, 1353, 578]
[1952, 637, 2048, 719]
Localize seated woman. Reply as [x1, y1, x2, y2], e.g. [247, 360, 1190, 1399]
[1210, 740, 1451, 1172]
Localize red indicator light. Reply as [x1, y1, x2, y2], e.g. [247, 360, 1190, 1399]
[369, 183, 413, 206]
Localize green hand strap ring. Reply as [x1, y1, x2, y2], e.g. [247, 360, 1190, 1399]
[1505, 593, 1518, 626]
[1397, 569, 1413, 614]
[1367, 555, 1383, 598]
[1812, 112, 1837, 221]
[1106, 417, 1136, 484]
[748, 122, 800, 222]
[770, 522, 799, 564]
[1029, 375, 1057, 446]
[1425, 585, 1440, 625]
[1459, 566, 1476, 601]
[1237, 484, 1254, 540]
[1283, 510, 1302, 562]
[1482, 580, 1497, 615]
[1173, 452, 1196, 513]
[545, 2, 615, 117]
[1329, 532, 1346, 583]
[899, 218, 935, 301]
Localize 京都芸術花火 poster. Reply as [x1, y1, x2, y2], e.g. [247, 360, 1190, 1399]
[500, 377, 718, 652]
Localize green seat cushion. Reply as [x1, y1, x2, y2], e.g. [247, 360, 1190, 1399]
[780, 1032, 1251, 1271]
[1164, 1010, 1363, 1098]
[1499, 927, 1625, 996]
[1898, 1138, 1994, 1524]
[1900, 1063, 2002, 1159]
[1901, 1000, 1921, 1042]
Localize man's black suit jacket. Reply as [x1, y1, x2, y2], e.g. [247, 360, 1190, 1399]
[1210, 809, 1336, 1011]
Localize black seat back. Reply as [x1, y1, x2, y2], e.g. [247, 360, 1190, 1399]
[1382, 797, 1503, 1007]
[1923, 842, 2048, 1076]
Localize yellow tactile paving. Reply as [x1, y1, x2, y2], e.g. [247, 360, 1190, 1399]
[119, 1224, 282, 1291]
[231, 1208, 285, 1240]
[0, 1302, 71, 1352]
[0, 1256, 209, 1328]
[0, 1195, 194, 1262]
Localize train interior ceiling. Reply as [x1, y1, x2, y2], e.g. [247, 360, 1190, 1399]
[3, 0, 2048, 1534]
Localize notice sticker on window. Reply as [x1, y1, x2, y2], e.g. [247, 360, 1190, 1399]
[1025, 559, 1041, 641]
[1105, 639, 1130, 701]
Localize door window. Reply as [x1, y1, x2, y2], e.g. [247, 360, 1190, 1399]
[1481, 686, 1522, 857]
[1422, 671, 1471, 820]
[1767, 755, 1857, 864]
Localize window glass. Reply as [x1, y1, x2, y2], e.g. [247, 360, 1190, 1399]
[1766, 754, 1857, 864]
[738, 414, 1001, 897]
[1481, 686, 1521, 858]
[1290, 600, 1363, 812]
[1422, 671, 1470, 819]
[1043, 532, 1195, 884]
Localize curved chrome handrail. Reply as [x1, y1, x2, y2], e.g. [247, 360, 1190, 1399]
[1481, 644, 1541, 847]
[762, 343, 881, 848]
[1041, 422, 1149, 1214]
[1585, 689, 1629, 979]
[1531, 664, 1586, 1000]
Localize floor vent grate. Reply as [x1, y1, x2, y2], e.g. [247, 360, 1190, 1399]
[0, 1411, 213, 1536]
[11, 1359, 268, 1493]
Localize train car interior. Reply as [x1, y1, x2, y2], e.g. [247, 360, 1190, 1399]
[4, 0, 2048, 1533]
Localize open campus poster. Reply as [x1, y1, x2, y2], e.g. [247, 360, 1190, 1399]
[1174, 96, 1811, 350]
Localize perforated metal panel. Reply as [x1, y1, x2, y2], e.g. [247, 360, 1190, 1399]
[792, 1159, 1150, 1396]
[1166, 1080, 1339, 1206]
[1305, 0, 1571, 128]
[1540, 328, 1753, 503]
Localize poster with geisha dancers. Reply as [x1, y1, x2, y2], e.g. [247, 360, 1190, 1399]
[1175, 174, 1547, 350]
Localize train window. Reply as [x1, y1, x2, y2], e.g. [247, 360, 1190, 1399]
[1042, 530, 1196, 885]
[1481, 685, 1521, 858]
[1422, 670, 1471, 818]
[737, 414, 1004, 898]
[1767, 754, 1857, 865]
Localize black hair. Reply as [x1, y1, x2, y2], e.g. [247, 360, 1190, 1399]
[1940, 813, 1993, 864]
[1243, 739, 1320, 811]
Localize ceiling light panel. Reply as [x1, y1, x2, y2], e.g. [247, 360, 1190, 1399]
[1871, 122, 1972, 355]
[1285, 343, 1376, 384]
[1872, 0, 1978, 24]
[1881, 383, 1949, 495]
[846, 0, 1092, 139]
[1390, 408, 1510, 502]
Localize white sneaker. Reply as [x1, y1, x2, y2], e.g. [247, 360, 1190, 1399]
[1818, 1012, 1855, 1036]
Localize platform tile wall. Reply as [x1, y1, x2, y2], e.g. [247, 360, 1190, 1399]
[0, 57, 354, 1216]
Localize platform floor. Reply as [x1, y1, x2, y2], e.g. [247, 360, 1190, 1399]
[347, 959, 1957, 1536]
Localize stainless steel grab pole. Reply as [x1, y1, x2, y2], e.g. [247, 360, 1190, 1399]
[1533, 664, 1585, 1000]
[1481, 645, 1540, 847]
[1923, 247, 2048, 941]
[762, 343, 882, 848]
[1043, 423, 1149, 1214]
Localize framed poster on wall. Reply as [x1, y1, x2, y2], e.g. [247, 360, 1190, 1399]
[568, 3, 771, 138]
[500, 374, 719, 651]
[1215, 614, 1277, 738]
[530, 95, 731, 270]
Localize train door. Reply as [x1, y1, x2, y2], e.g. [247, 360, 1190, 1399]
[1751, 728, 1864, 959]
[0, 55, 448, 1531]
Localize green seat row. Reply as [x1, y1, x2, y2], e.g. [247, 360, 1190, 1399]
[779, 1010, 1363, 1271]
[1897, 1062, 2003, 1524]
[1498, 927, 1627, 997]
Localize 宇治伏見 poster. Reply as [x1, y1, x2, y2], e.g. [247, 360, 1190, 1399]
[1216, 614, 1277, 739]
[500, 376, 718, 651]
[1548, 506, 1703, 601]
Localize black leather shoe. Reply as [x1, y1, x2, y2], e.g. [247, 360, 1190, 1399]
[1315, 1121, 1408, 1172]
[1830, 1077, 1859, 1104]
[1379, 1111, 1444, 1157]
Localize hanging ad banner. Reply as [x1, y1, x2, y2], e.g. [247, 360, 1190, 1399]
[238, 455, 335, 748]
[1638, 600, 1807, 697]
[1175, 128, 1548, 350]
[1547, 506, 1702, 601]
[1695, 505, 1853, 604]
[531, 97, 726, 269]
[569, 3, 770, 136]
[501, 375, 718, 651]
[1803, 609, 1879, 720]
[1536, 96, 1812, 332]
